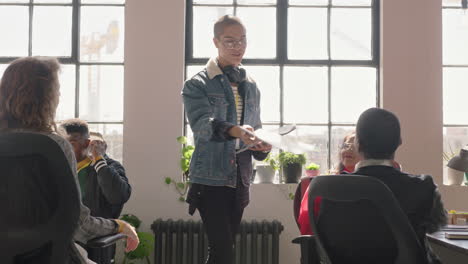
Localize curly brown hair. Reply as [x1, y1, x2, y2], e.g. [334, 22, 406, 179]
[0, 57, 61, 132]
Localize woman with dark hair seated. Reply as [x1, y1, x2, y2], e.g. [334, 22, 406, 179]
[0, 57, 139, 263]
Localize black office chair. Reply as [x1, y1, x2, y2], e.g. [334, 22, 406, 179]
[305, 175, 428, 264]
[85, 233, 126, 264]
[0, 132, 81, 264]
[292, 176, 320, 264]
[0, 132, 125, 264]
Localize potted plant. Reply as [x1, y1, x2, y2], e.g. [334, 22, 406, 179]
[305, 162, 320, 177]
[120, 214, 155, 264]
[278, 151, 306, 183]
[255, 153, 279, 183]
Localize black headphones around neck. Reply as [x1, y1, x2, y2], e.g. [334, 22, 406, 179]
[222, 65, 246, 84]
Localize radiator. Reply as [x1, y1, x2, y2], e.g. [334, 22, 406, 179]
[151, 218, 284, 264]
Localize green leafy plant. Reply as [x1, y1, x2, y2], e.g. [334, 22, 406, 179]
[120, 214, 154, 264]
[164, 177, 189, 202]
[177, 136, 195, 179]
[265, 153, 280, 171]
[164, 136, 193, 202]
[278, 151, 306, 167]
[305, 162, 320, 171]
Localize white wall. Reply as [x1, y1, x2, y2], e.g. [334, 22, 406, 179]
[380, 0, 468, 211]
[124, 0, 186, 228]
[124, 0, 468, 262]
[381, 0, 443, 180]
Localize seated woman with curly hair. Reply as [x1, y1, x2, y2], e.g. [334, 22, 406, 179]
[0, 57, 139, 263]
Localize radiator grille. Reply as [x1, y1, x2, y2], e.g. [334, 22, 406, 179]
[151, 219, 284, 264]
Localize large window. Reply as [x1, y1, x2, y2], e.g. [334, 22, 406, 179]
[442, 0, 468, 181]
[0, 0, 125, 162]
[185, 0, 379, 179]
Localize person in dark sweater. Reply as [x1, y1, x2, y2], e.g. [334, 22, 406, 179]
[60, 118, 132, 262]
[353, 108, 447, 264]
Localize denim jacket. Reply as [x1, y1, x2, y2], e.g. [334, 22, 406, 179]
[182, 58, 263, 186]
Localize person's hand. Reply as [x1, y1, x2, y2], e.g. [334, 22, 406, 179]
[89, 140, 106, 160]
[249, 141, 272, 152]
[115, 220, 140, 252]
[239, 125, 259, 145]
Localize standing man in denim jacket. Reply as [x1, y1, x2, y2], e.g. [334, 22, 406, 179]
[182, 15, 271, 264]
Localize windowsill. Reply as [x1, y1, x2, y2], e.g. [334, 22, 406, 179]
[441, 184, 468, 189]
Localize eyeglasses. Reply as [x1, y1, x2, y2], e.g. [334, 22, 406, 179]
[340, 142, 355, 151]
[221, 38, 247, 49]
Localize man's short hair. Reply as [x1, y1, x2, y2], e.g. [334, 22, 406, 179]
[213, 15, 245, 39]
[356, 108, 401, 159]
[60, 118, 89, 138]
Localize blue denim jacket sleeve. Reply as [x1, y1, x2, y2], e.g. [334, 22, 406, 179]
[182, 77, 235, 142]
[211, 119, 236, 142]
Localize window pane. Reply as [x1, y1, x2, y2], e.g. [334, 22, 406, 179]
[193, 6, 233, 58]
[0, 6, 28, 56]
[330, 8, 372, 60]
[288, 7, 328, 60]
[80, 6, 124, 62]
[243, 65, 280, 122]
[285, 125, 328, 173]
[332, 0, 371, 6]
[56, 65, 75, 121]
[289, 0, 327, 5]
[0, 0, 28, 3]
[32, 6, 72, 57]
[284, 66, 328, 123]
[253, 124, 280, 183]
[88, 123, 123, 163]
[81, 0, 125, 4]
[194, 0, 232, 4]
[330, 126, 356, 173]
[185, 124, 194, 146]
[0, 64, 7, 79]
[444, 127, 468, 160]
[186, 65, 205, 80]
[444, 127, 468, 157]
[34, 0, 72, 3]
[331, 67, 376, 123]
[237, 7, 276, 59]
[443, 68, 468, 124]
[443, 0, 463, 7]
[443, 10, 468, 65]
[238, 0, 276, 4]
[79, 65, 124, 122]
[443, 126, 468, 183]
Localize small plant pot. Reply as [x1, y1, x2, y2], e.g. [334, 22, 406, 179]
[255, 164, 275, 183]
[283, 163, 302, 183]
[305, 169, 319, 177]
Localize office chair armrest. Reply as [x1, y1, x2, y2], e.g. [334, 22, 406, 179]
[86, 233, 126, 248]
[292, 235, 315, 244]
[292, 235, 319, 264]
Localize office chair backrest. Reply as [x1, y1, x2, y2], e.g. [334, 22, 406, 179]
[308, 175, 427, 264]
[0, 132, 80, 264]
[293, 176, 314, 227]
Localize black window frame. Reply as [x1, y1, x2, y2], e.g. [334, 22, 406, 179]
[184, 0, 380, 171]
[0, 0, 125, 126]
